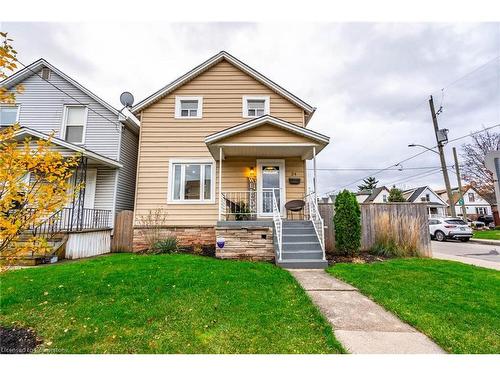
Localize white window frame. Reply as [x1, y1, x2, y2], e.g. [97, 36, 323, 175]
[174, 96, 203, 119]
[0, 104, 20, 126]
[476, 207, 486, 215]
[242, 96, 270, 118]
[60, 105, 88, 145]
[167, 158, 215, 204]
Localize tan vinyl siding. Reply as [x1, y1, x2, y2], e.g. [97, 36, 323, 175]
[221, 124, 318, 144]
[135, 60, 307, 226]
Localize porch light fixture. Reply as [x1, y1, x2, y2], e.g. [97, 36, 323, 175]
[248, 167, 255, 178]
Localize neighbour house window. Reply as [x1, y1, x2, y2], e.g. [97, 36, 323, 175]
[382, 194, 387, 203]
[62, 106, 87, 144]
[175, 96, 203, 119]
[243, 96, 270, 118]
[425, 194, 430, 201]
[170, 161, 214, 202]
[476, 207, 486, 215]
[0, 105, 20, 126]
[468, 192, 475, 202]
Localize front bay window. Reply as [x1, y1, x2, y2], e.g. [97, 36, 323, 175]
[170, 161, 214, 202]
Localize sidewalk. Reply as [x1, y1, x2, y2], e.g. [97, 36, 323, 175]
[432, 251, 500, 271]
[290, 269, 445, 354]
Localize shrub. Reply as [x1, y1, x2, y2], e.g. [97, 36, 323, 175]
[388, 187, 405, 202]
[152, 237, 178, 254]
[333, 190, 361, 256]
[370, 212, 422, 257]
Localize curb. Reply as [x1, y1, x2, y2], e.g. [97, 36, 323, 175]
[469, 239, 500, 246]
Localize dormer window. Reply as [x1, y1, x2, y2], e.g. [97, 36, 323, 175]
[175, 96, 203, 119]
[243, 96, 270, 118]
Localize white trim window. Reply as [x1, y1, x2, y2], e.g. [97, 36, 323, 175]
[476, 207, 487, 215]
[169, 160, 214, 203]
[243, 96, 270, 118]
[175, 96, 203, 119]
[0, 105, 20, 126]
[61, 105, 87, 144]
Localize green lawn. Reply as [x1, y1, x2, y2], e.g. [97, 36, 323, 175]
[0, 253, 343, 354]
[473, 229, 500, 240]
[328, 259, 500, 354]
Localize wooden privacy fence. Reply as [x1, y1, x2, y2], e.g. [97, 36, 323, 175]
[318, 202, 431, 256]
[111, 210, 134, 252]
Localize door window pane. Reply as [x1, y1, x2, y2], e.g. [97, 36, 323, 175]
[184, 164, 201, 200]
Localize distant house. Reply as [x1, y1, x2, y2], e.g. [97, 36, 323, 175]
[355, 186, 390, 204]
[436, 186, 492, 219]
[403, 186, 448, 217]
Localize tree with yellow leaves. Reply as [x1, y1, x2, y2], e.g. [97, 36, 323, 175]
[0, 32, 80, 259]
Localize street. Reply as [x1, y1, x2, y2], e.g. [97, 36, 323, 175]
[431, 240, 500, 270]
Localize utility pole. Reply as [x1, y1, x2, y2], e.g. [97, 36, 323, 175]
[429, 95, 456, 217]
[453, 147, 467, 219]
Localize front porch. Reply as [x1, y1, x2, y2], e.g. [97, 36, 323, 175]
[205, 116, 330, 268]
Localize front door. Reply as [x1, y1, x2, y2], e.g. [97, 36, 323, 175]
[257, 160, 285, 217]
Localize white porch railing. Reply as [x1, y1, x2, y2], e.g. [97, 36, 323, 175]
[305, 192, 326, 261]
[219, 189, 283, 220]
[272, 189, 283, 261]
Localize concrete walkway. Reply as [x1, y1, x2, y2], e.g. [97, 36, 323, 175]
[290, 269, 445, 354]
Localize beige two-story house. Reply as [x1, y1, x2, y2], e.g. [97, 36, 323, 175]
[132, 51, 330, 268]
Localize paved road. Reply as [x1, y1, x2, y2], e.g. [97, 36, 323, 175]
[431, 240, 500, 270]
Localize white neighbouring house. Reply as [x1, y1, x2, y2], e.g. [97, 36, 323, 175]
[402, 186, 448, 217]
[355, 186, 391, 204]
[436, 186, 492, 219]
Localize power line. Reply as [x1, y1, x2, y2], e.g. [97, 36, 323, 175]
[319, 121, 500, 196]
[315, 165, 448, 172]
[14, 59, 121, 131]
[440, 54, 500, 91]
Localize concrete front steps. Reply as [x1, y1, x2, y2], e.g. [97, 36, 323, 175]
[276, 220, 328, 269]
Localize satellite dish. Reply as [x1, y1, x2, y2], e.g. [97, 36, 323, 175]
[120, 91, 134, 108]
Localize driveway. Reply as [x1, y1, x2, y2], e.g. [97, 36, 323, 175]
[431, 240, 500, 270]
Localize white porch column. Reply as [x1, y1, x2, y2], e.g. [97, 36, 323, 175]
[218, 147, 223, 221]
[313, 146, 317, 197]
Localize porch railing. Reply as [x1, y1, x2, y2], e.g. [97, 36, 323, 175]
[32, 207, 112, 238]
[219, 189, 282, 221]
[272, 189, 283, 261]
[305, 192, 326, 261]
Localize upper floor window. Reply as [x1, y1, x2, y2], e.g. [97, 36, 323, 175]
[0, 105, 20, 126]
[175, 96, 203, 119]
[382, 194, 387, 203]
[243, 96, 270, 118]
[468, 192, 475, 202]
[425, 194, 430, 202]
[62, 105, 87, 144]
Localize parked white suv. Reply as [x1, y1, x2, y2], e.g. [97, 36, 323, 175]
[429, 217, 473, 242]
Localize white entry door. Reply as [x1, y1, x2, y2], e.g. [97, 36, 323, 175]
[84, 169, 97, 209]
[257, 160, 285, 217]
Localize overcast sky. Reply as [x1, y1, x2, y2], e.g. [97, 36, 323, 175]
[3, 22, 500, 195]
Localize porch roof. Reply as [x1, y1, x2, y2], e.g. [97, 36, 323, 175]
[205, 115, 330, 160]
[12, 127, 122, 168]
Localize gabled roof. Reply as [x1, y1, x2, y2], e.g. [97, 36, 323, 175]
[365, 186, 390, 202]
[204, 115, 329, 145]
[403, 186, 448, 206]
[438, 185, 491, 205]
[12, 127, 122, 168]
[131, 51, 316, 120]
[1, 58, 139, 131]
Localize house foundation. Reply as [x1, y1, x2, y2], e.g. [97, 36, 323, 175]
[215, 221, 275, 261]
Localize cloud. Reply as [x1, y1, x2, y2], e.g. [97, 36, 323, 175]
[4, 22, 499, 194]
